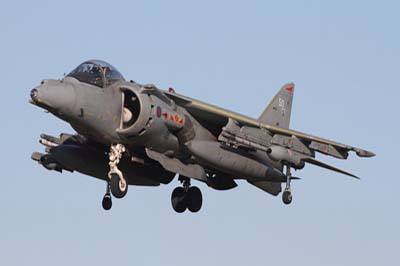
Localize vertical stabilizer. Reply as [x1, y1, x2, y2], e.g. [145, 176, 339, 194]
[258, 83, 294, 129]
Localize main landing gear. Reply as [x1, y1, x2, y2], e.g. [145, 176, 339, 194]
[282, 164, 293, 205]
[102, 144, 128, 211]
[171, 176, 203, 213]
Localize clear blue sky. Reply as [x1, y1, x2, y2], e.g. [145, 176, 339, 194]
[1, 1, 398, 265]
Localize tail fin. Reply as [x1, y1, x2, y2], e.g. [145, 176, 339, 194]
[258, 83, 294, 129]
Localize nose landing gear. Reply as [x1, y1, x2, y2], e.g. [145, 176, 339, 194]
[102, 144, 128, 210]
[171, 176, 203, 213]
[108, 144, 128, 199]
[110, 173, 128, 199]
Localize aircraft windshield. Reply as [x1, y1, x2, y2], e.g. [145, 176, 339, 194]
[67, 60, 125, 88]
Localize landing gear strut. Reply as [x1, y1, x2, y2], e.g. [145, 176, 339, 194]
[282, 164, 293, 205]
[102, 144, 128, 210]
[108, 144, 128, 199]
[171, 176, 203, 213]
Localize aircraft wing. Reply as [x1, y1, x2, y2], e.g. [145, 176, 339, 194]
[165, 91, 375, 160]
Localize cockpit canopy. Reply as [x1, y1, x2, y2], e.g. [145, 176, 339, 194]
[67, 60, 125, 88]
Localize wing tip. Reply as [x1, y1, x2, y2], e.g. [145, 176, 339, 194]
[355, 149, 376, 158]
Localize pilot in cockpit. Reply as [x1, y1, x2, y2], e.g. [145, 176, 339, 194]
[67, 60, 125, 88]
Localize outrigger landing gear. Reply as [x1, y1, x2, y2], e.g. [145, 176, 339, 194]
[171, 176, 203, 213]
[108, 144, 128, 199]
[282, 164, 293, 205]
[102, 183, 112, 211]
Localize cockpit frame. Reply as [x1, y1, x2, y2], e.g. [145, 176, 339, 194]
[66, 60, 125, 88]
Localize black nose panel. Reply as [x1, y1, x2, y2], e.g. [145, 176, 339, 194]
[30, 89, 38, 101]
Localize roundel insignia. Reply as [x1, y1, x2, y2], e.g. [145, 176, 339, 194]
[156, 106, 162, 117]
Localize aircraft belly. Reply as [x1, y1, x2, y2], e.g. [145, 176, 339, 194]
[186, 140, 285, 182]
[50, 145, 172, 186]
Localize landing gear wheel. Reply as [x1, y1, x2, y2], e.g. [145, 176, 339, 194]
[282, 190, 292, 205]
[187, 186, 202, 213]
[108, 144, 127, 199]
[110, 173, 128, 199]
[171, 187, 187, 213]
[102, 194, 112, 210]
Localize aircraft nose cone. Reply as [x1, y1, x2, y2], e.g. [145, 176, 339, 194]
[30, 88, 38, 101]
[29, 80, 76, 116]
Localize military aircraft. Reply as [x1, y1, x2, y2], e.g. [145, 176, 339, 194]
[29, 60, 375, 213]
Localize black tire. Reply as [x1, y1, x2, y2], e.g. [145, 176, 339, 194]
[282, 190, 292, 205]
[102, 194, 112, 210]
[110, 173, 128, 199]
[171, 187, 187, 213]
[187, 186, 202, 213]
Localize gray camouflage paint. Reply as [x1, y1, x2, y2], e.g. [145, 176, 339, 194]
[30, 60, 375, 198]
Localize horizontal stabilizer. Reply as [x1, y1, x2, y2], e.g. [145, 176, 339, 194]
[304, 158, 359, 179]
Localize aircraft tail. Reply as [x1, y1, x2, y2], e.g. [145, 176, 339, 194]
[258, 83, 294, 129]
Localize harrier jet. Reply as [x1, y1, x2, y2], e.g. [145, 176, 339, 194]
[29, 60, 375, 213]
